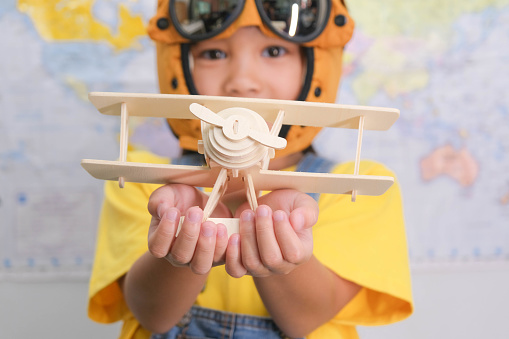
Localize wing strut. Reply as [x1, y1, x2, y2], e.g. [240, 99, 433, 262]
[352, 115, 365, 202]
[118, 102, 129, 188]
[202, 168, 229, 220]
[260, 109, 285, 171]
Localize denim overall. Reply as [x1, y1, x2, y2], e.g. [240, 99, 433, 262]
[152, 152, 335, 339]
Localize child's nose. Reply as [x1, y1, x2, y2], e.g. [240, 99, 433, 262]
[224, 56, 262, 97]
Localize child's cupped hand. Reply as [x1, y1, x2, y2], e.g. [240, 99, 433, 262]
[226, 189, 319, 278]
[146, 184, 232, 275]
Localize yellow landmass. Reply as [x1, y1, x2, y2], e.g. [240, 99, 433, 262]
[459, 129, 469, 139]
[351, 71, 384, 105]
[350, 41, 430, 103]
[64, 75, 89, 101]
[348, 0, 509, 37]
[352, 70, 429, 104]
[385, 71, 429, 98]
[17, 0, 146, 50]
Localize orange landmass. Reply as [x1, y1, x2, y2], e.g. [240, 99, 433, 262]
[420, 145, 479, 187]
[501, 193, 509, 205]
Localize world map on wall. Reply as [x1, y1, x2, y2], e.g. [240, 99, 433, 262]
[317, 0, 509, 266]
[1, 0, 508, 278]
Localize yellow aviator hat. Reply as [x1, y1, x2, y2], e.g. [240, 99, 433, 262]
[147, 0, 354, 157]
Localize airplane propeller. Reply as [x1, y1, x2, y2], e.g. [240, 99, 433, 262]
[189, 103, 287, 149]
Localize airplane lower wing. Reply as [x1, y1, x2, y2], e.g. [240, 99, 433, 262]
[251, 169, 394, 196]
[81, 159, 393, 197]
[81, 159, 220, 187]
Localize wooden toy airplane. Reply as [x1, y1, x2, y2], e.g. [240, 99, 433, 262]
[81, 92, 399, 235]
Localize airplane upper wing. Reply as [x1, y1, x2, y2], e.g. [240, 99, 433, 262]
[88, 92, 399, 131]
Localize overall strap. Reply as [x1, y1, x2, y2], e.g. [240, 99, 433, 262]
[171, 152, 206, 166]
[296, 152, 337, 201]
[171, 153, 206, 192]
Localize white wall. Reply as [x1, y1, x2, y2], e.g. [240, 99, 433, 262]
[0, 280, 120, 338]
[1, 267, 508, 338]
[359, 266, 509, 339]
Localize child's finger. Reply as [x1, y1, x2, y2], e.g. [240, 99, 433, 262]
[189, 221, 217, 275]
[213, 223, 228, 264]
[253, 207, 285, 273]
[147, 184, 209, 217]
[273, 210, 308, 265]
[239, 208, 269, 277]
[147, 185, 179, 217]
[166, 206, 202, 266]
[147, 206, 180, 258]
[289, 206, 318, 232]
[252, 190, 318, 228]
[225, 234, 247, 278]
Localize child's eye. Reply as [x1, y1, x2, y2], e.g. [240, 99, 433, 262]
[262, 46, 287, 57]
[200, 49, 227, 60]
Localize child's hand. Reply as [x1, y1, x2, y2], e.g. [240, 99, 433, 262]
[146, 184, 232, 274]
[225, 189, 318, 278]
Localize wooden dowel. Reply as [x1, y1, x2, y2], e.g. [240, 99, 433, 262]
[119, 102, 128, 188]
[352, 115, 365, 202]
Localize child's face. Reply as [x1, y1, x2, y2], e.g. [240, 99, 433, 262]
[190, 27, 304, 100]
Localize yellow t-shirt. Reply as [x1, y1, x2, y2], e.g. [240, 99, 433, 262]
[88, 150, 413, 339]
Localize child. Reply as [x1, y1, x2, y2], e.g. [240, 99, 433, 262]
[88, 0, 413, 338]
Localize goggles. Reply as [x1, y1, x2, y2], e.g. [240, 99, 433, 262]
[169, 0, 331, 44]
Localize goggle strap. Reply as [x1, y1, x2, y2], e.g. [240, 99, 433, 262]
[298, 47, 315, 102]
[279, 47, 314, 139]
[181, 44, 199, 96]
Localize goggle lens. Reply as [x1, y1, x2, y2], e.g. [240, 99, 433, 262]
[172, 0, 244, 40]
[259, 0, 327, 41]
